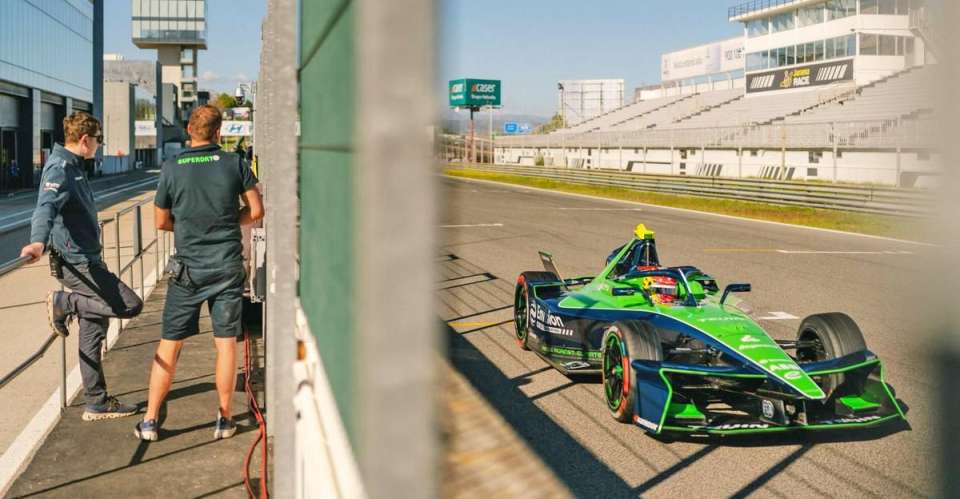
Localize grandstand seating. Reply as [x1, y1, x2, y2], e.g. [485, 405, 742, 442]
[550, 65, 934, 137]
[557, 94, 686, 134]
[610, 88, 743, 130]
[663, 88, 841, 129]
[781, 65, 934, 124]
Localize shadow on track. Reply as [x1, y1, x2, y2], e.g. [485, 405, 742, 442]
[446, 322, 637, 498]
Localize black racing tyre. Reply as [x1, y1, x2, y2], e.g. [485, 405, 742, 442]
[514, 271, 559, 351]
[601, 321, 662, 423]
[796, 312, 867, 394]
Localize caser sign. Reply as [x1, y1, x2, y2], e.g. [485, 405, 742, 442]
[449, 78, 501, 108]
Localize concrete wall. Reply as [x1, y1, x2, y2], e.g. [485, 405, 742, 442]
[496, 145, 940, 186]
[103, 81, 134, 158]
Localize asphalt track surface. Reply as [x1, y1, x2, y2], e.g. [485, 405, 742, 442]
[439, 176, 936, 498]
[0, 171, 159, 262]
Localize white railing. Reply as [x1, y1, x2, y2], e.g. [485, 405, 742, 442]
[494, 119, 936, 151]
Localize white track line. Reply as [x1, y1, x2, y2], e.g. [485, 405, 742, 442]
[439, 223, 504, 228]
[0, 177, 157, 233]
[757, 312, 799, 321]
[445, 175, 935, 247]
[775, 249, 913, 255]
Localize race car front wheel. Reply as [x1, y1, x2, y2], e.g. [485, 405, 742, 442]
[796, 312, 867, 394]
[514, 271, 558, 351]
[602, 321, 662, 423]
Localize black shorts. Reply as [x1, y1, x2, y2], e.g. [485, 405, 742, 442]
[161, 265, 245, 341]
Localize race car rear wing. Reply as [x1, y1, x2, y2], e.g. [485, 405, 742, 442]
[539, 251, 569, 291]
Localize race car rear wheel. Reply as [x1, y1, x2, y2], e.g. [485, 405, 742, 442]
[602, 321, 662, 423]
[796, 312, 867, 394]
[514, 271, 559, 351]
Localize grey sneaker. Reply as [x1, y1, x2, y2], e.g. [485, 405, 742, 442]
[134, 419, 159, 441]
[82, 396, 138, 421]
[46, 291, 72, 338]
[213, 415, 237, 440]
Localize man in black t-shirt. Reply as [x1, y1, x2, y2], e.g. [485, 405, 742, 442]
[135, 105, 264, 442]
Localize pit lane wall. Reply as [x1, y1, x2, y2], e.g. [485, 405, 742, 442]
[259, 0, 437, 498]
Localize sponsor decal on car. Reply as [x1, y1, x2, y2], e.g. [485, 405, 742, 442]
[762, 400, 775, 419]
[43, 182, 60, 192]
[702, 423, 771, 430]
[529, 302, 575, 337]
[819, 415, 883, 425]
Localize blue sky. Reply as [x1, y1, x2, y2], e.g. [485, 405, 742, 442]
[104, 0, 266, 95]
[441, 0, 743, 117]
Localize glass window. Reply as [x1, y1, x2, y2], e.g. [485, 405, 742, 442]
[133, 0, 141, 16]
[860, 33, 878, 55]
[159, 1, 168, 17]
[833, 36, 845, 58]
[825, 38, 835, 60]
[746, 52, 764, 71]
[804, 42, 815, 62]
[814, 40, 825, 61]
[879, 35, 897, 55]
[747, 18, 769, 37]
[772, 11, 796, 32]
[799, 5, 824, 26]
[896, 0, 909, 13]
[786, 45, 796, 65]
[774, 47, 784, 67]
[847, 34, 857, 56]
[762, 50, 775, 69]
[878, 0, 897, 14]
[905, 37, 915, 55]
[826, 0, 856, 20]
[861, 0, 879, 14]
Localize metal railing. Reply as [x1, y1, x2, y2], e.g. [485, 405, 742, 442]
[494, 118, 937, 151]
[450, 163, 934, 216]
[0, 197, 173, 409]
[728, 0, 800, 19]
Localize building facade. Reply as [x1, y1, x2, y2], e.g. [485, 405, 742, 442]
[732, 0, 929, 94]
[0, 0, 100, 192]
[132, 0, 206, 123]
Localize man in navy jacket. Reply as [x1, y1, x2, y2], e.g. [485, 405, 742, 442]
[20, 112, 142, 421]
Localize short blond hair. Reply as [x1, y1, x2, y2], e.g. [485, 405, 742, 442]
[63, 112, 100, 144]
[187, 105, 222, 142]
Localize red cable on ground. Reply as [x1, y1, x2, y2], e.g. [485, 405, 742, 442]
[242, 329, 269, 499]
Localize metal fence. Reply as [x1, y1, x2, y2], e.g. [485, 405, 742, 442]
[0, 198, 173, 409]
[494, 118, 936, 151]
[450, 163, 933, 216]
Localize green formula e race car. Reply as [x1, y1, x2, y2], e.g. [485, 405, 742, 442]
[513, 224, 904, 436]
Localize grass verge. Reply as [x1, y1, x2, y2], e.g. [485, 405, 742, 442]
[444, 168, 923, 241]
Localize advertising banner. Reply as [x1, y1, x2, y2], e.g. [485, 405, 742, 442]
[746, 58, 854, 93]
[220, 120, 253, 136]
[449, 78, 501, 108]
[661, 38, 744, 81]
[134, 120, 156, 136]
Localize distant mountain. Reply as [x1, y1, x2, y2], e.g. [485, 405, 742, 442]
[440, 110, 549, 135]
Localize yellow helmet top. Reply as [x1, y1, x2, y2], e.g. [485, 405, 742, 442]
[634, 224, 655, 240]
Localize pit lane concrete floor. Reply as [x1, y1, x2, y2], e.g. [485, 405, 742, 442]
[0, 188, 163, 461]
[6, 280, 263, 498]
[440, 176, 936, 498]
